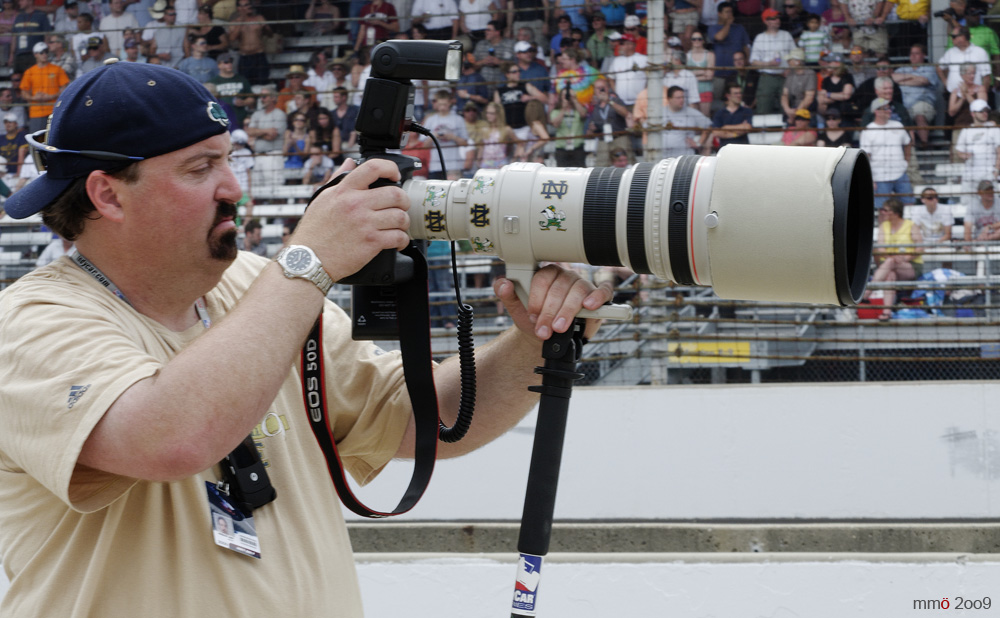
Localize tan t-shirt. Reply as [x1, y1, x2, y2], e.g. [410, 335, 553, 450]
[0, 252, 411, 617]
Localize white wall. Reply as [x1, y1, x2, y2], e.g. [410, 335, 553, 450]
[5, 382, 1000, 604]
[345, 382, 1000, 520]
[356, 555, 1000, 617]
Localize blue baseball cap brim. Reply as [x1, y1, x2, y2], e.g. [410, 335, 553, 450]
[5, 60, 230, 219]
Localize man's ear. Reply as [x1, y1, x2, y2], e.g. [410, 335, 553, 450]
[85, 170, 125, 223]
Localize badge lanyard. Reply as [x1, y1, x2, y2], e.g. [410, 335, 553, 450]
[69, 249, 276, 515]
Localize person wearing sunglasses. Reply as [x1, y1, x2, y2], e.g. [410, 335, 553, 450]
[0, 61, 611, 617]
[912, 188, 954, 244]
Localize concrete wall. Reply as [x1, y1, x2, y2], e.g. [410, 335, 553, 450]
[344, 381, 1000, 520]
[4, 382, 1000, 606]
[355, 554, 1000, 617]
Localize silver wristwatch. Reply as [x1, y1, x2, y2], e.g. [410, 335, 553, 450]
[274, 245, 334, 295]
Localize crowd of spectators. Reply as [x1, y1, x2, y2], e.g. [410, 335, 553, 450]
[5, 0, 1000, 310]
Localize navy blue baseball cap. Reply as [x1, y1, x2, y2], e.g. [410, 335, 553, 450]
[6, 60, 230, 219]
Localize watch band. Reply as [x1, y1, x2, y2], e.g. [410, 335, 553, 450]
[275, 246, 335, 296]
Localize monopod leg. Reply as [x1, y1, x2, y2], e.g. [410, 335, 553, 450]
[510, 318, 586, 618]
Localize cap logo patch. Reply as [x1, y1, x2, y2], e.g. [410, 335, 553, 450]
[206, 101, 229, 127]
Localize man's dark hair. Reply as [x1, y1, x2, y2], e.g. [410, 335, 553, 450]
[717, 1, 734, 12]
[667, 85, 684, 98]
[245, 218, 262, 234]
[488, 19, 503, 31]
[41, 164, 141, 241]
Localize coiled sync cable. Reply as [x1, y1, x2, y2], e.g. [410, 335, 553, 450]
[410, 121, 476, 443]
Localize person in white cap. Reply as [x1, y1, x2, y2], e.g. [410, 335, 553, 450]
[860, 96, 912, 211]
[0, 111, 26, 178]
[955, 98, 1000, 209]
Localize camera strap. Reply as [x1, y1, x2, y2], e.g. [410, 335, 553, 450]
[300, 232, 440, 518]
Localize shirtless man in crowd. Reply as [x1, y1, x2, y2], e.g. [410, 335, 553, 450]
[228, 0, 271, 85]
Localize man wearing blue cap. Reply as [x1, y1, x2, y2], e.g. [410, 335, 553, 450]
[0, 61, 610, 616]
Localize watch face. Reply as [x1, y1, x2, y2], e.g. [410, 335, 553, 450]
[284, 247, 313, 274]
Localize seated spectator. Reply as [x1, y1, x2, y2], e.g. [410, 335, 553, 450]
[458, 0, 497, 44]
[310, 109, 337, 156]
[893, 43, 940, 148]
[183, 5, 230, 59]
[634, 85, 711, 154]
[947, 62, 988, 138]
[278, 65, 317, 114]
[955, 100, 1000, 207]
[329, 86, 359, 159]
[816, 107, 853, 146]
[175, 36, 217, 83]
[99, 0, 140, 58]
[817, 54, 858, 124]
[610, 147, 631, 168]
[687, 32, 715, 117]
[238, 218, 268, 256]
[553, 47, 598, 106]
[749, 8, 796, 115]
[471, 21, 515, 100]
[964, 179, 1000, 242]
[246, 86, 286, 154]
[779, 0, 807, 39]
[854, 57, 902, 115]
[860, 97, 911, 211]
[847, 45, 875, 86]
[709, 2, 752, 105]
[283, 113, 312, 174]
[474, 101, 516, 169]
[858, 76, 913, 126]
[456, 60, 490, 111]
[937, 27, 991, 109]
[869, 197, 923, 319]
[798, 13, 830, 64]
[606, 34, 648, 106]
[549, 86, 587, 166]
[495, 62, 542, 146]
[420, 89, 469, 180]
[229, 129, 255, 223]
[47, 36, 76, 78]
[586, 12, 615, 71]
[711, 82, 754, 150]
[912, 187, 954, 243]
[620, 15, 648, 54]
[356, 0, 398, 50]
[780, 49, 815, 123]
[729, 49, 758, 109]
[0, 112, 26, 177]
[210, 53, 254, 129]
[306, 0, 344, 37]
[143, 5, 185, 67]
[781, 108, 818, 145]
[521, 99, 550, 162]
[886, 0, 928, 57]
[663, 50, 700, 110]
[302, 145, 335, 190]
[411, 0, 460, 39]
[35, 235, 73, 268]
[668, 0, 700, 49]
[842, 0, 889, 56]
[70, 12, 104, 67]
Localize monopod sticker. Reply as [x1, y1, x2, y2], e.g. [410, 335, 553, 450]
[471, 175, 494, 195]
[511, 553, 543, 615]
[471, 237, 494, 253]
[423, 184, 447, 208]
[470, 203, 490, 228]
[539, 179, 568, 200]
[538, 205, 567, 231]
